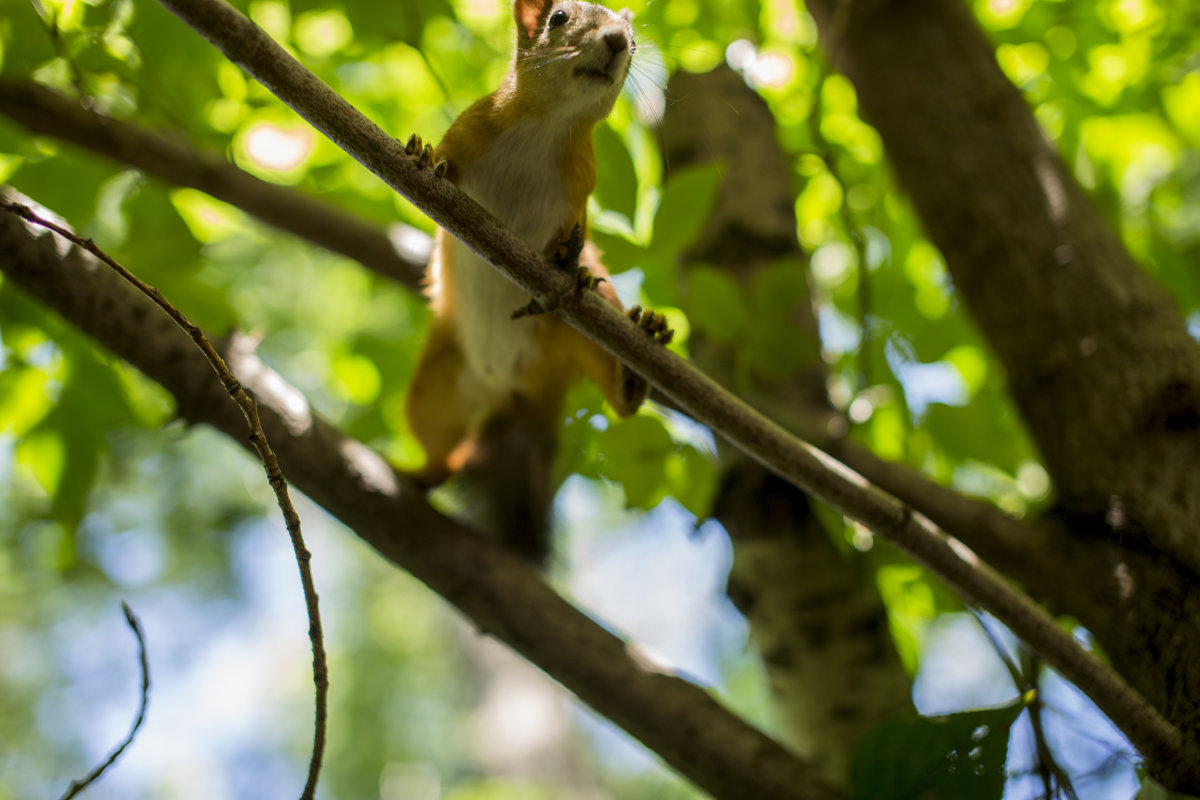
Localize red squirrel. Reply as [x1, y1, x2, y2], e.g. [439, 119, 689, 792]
[404, 0, 670, 563]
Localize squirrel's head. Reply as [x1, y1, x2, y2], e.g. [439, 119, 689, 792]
[511, 0, 635, 122]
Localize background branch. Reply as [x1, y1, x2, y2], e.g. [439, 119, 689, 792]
[662, 64, 912, 786]
[0, 204, 846, 800]
[0, 79, 427, 290]
[148, 0, 1199, 780]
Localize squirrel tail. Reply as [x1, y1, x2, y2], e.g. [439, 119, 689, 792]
[457, 394, 559, 565]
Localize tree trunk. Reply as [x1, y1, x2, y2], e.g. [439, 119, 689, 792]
[804, 0, 1200, 786]
[661, 65, 913, 786]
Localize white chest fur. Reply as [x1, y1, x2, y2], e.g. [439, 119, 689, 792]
[449, 119, 571, 393]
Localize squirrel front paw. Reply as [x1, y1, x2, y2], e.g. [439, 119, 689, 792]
[510, 226, 605, 320]
[627, 305, 675, 346]
[405, 134, 449, 178]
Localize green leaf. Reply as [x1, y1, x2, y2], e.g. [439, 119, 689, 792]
[593, 120, 639, 222]
[593, 414, 675, 510]
[650, 163, 721, 256]
[0, 1, 57, 76]
[1136, 777, 1200, 800]
[686, 266, 745, 343]
[745, 259, 821, 378]
[7, 148, 122, 229]
[850, 701, 1025, 800]
[663, 444, 717, 518]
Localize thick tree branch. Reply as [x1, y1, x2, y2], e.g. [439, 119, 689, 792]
[804, 0, 1200, 784]
[147, 0, 1200, 782]
[0, 79, 427, 290]
[0, 204, 845, 800]
[146, 0, 1198, 782]
[806, 0, 1200, 577]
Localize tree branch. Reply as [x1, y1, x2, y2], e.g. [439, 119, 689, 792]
[1, 194, 329, 799]
[0, 79, 427, 290]
[0, 203, 846, 800]
[0, 82, 1042, 595]
[59, 603, 150, 800]
[805, 0, 1200, 578]
[146, 0, 1200, 781]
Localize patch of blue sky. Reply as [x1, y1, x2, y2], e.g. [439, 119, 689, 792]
[885, 336, 969, 418]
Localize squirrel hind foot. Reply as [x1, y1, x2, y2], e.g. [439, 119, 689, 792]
[632, 306, 674, 345]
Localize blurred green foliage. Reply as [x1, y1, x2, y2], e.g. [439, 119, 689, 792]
[1, 0, 1197, 796]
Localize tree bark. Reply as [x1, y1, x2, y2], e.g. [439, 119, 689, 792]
[805, 0, 1200, 787]
[661, 65, 913, 786]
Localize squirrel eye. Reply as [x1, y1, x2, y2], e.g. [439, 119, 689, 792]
[548, 9, 569, 28]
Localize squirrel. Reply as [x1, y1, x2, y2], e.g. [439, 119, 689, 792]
[403, 0, 672, 564]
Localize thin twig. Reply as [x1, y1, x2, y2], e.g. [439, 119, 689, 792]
[1020, 649, 1080, 800]
[59, 603, 150, 800]
[971, 611, 1080, 800]
[146, 0, 1200, 780]
[0, 197, 328, 800]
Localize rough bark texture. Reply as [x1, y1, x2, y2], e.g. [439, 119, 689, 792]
[805, 0, 1200, 787]
[661, 66, 913, 786]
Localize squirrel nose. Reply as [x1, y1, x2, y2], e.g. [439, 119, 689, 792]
[603, 30, 629, 55]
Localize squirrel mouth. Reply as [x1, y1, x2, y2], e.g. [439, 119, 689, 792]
[574, 66, 616, 85]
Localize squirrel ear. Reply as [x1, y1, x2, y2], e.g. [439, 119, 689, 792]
[514, 0, 552, 39]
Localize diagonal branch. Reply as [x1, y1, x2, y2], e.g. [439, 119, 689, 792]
[148, 0, 1199, 781]
[0, 203, 846, 800]
[0, 81, 1046, 598]
[0, 79, 426, 290]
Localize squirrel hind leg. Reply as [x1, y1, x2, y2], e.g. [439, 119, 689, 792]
[405, 321, 475, 486]
[457, 396, 560, 565]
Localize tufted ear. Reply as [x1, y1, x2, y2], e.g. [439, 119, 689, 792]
[514, 0, 553, 39]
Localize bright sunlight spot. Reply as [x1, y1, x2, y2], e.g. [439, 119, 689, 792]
[244, 123, 315, 173]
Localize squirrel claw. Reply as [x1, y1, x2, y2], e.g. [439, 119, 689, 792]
[509, 266, 603, 320]
[628, 305, 674, 345]
[553, 224, 586, 270]
[511, 298, 548, 320]
[575, 266, 605, 291]
[405, 135, 448, 177]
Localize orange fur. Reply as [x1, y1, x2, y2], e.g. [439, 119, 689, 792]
[404, 0, 643, 560]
